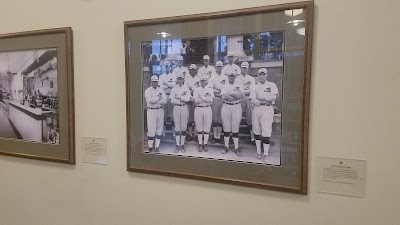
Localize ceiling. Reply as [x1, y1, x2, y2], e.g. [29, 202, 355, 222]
[0, 50, 35, 79]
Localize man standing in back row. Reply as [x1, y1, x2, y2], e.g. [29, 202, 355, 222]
[221, 53, 241, 76]
[145, 75, 167, 153]
[250, 68, 278, 163]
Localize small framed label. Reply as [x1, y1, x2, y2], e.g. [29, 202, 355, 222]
[82, 137, 107, 165]
[317, 157, 366, 197]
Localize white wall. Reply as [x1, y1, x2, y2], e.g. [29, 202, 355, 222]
[0, 0, 399, 225]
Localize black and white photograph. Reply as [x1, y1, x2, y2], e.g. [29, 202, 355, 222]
[141, 32, 284, 165]
[0, 48, 60, 144]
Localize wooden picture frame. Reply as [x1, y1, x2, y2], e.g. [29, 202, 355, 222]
[125, 1, 313, 193]
[0, 27, 75, 164]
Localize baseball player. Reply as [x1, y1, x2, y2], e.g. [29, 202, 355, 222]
[193, 75, 215, 152]
[235, 61, 256, 142]
[249, 68, 278, 162]
[210, 60, 228, 144]
[170, 73, 191, 153]
[158, 61, 176, 137]
[145, 75, 167, 152]
[221, 52, 241, 77]
[172, 55, 190, 79]
[221, 70, 245, 156]
[185, 64, 200, 141]
[197, 55, 216, 81]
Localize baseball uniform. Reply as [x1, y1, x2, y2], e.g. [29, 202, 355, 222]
[158, 71, 176, 124]
[170, 82, 191, 151]
[235, 73, 256, 127]
[193, 82, 214, 150]
[221, 80, 245, 154]
[210, 71, 228, 140]
[145, 82, 167, 151]
[250, 73, 278, 159]
[197, 65, 216, 80]
[173, 65, 190, 79]
[221, 63, 241, 77]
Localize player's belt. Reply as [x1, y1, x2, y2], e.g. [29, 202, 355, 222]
[176, 104, 186, 106]
[215, 94, 221, 97]
[166, 93, 170, 95]
[223, 102, 240, 105]
[148, 107, 163, 109]
[196, 105, 210, 108]
[259, 103, 272, 106]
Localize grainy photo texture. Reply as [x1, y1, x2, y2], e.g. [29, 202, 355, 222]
[142, 32, 284, 165]
[0, 49, 60, 144]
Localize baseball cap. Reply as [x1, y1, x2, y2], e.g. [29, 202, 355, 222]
[241, 61, 249, 68]
[199, 75, 208, 81]
[258, 68, 268, 74]
[227, 52, 234, 57]
[164, 61, 171, 66]
[151, 75, 159, 81]
[177, 55, 183, 61]
[227, 70, 236, 76]
[189, 64, 197, 70]
[177, 73, 185, 79]
[203, 55, 210, 60]
[215, 60, 223, 67]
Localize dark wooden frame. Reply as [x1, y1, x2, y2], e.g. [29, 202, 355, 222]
[125, 1, 313, 194]
[0, 27, 75, 164]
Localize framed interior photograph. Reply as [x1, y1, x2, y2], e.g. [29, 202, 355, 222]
[0, 27, 75, 164]
[125, 1, 313, 193]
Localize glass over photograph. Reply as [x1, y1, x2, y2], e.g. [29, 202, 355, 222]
[142, 32, 284, 165]
[0, 49, 60, 144]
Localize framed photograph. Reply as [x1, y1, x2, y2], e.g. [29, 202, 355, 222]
[0, 28, 75, 164]
[125, 1, 313, 193]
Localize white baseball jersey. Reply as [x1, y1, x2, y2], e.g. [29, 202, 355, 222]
[193, 86, 215, 106]
[235, 74, 255, 94]
[249, 81, 279, 137]
[221, 82, 244, 133]
[170, 84, 191, 131]
[193, 86, 214, 133]
[185, 75, 200, 93]
[221, 63, 241, 76]
[170, 84, 191, 105]
[145, 86, 167, 108]
[221, 82, 245, 104]
[197, 65, 216, 80]
[158, 72, 176, 95]
[172, 66, 190, 79]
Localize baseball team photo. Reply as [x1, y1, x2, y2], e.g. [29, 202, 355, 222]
[141, 32, 284, 165]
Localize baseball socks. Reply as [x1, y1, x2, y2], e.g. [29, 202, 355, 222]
[249, 126, 255, 142]
[155, 135, 161, 152]
[175, 131, 180, 146]
[148, 136, 154, 151]
[197, 133, 203, 145]
[255, 135, 262, 159]
[224, 132, 230, 148]
[217, 125, 222, 140]
[262, 136, 270, 162]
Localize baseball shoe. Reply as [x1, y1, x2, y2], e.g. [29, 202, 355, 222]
[154, 148, 160, 153]
[263, 155, 269, 163]
[235, 149, 242, 157]
[257, 154, 262, 160]
[175, 145, 180, 153]
[147, 147, 152, 153]
[181, 145, 186, 153]
[198, 144, 202, 152]
[203, 144, 208, 152]
[221, 147, 228, 154]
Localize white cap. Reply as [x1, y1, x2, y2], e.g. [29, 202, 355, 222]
[241, 61, 249, 68]
[203, 55, 210, 60]
[151, 75, 159, 81]
[227, 52, 234, 57]
[199, 75, 208, 81]
[215, 60, 223, 67]
[164, 61, 171, 66]
[258, 68, 268, 74]
[177, 55, 183, 61]
[189, 64, 197, 70]
[227, 70, 236, 76]
[177, 73, 185, 79]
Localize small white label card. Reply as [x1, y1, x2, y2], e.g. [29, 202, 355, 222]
[82, 137, 107, 165]
[317, 157, 366, 197]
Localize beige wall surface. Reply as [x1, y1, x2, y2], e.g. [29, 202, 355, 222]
[0, 0, 399, 225]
